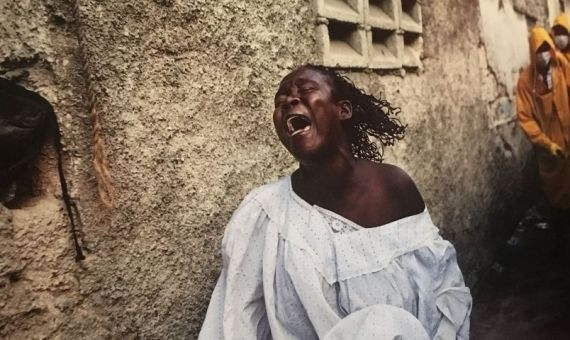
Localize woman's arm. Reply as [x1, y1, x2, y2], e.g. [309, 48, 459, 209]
[198, 195, 271, 340]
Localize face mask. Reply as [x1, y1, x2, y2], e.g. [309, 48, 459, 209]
[555, 34, 569, 50]
[536, 50, 552, 69]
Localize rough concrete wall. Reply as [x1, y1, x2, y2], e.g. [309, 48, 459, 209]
[479, 0, 529, 100]
[1, 0, 536, 338]
[563, 0, 570, 15]
[0, 0, 103, 338]
[513, 0, 549, 23]
[62, 0, 317, 337]
[344, 0, 534, 283]
[547, 0, 562, 25]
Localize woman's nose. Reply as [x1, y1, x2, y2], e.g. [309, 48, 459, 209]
[284, 97, 300, 110]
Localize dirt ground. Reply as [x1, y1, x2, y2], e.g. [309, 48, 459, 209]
[471, 211, 570, 339]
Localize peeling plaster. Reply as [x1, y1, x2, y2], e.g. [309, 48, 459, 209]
[478, 0, 530, 127]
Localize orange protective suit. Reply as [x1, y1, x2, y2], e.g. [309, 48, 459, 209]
[552, 14, 570, 63]
[516, 27, 570, 209]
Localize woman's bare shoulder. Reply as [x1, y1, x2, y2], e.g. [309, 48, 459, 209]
[372, 162, 426, 215]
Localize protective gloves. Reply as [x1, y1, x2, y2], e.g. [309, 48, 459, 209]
[549, 143, 567, 159]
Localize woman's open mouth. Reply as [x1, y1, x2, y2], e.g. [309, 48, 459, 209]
[285, 114, 312, 136]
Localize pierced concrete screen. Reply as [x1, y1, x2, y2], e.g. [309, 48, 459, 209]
[370, 28, 400, 68]
[320, 0, 363, 23]
[315, 0, 423, 69]
[327, 20, 368, 67]
[368, 0, 398, 29]
[400, 0, 422, 67]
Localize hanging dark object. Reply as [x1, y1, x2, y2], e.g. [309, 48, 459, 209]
[0, 78, 85, 261]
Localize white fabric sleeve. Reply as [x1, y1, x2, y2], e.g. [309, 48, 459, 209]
[433, 240, 473, 340]
[323, 304, 430, 340]
[198, 195, 271, 340]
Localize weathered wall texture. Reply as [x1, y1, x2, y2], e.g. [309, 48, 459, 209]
[514, 0, 549, 23]
[479, 0, 529, 102]
[0, 0, 103, 338]
[0, 0, 547, 338]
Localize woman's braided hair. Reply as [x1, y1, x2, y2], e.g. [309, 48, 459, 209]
[305, 65, 406, 162]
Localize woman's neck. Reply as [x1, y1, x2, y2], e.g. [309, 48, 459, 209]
[293, 147, 357, 205]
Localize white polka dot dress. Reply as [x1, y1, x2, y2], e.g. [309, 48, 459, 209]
[198, 176, 472, 340]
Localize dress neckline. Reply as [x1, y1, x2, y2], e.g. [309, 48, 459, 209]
[286, 175, 427, 230]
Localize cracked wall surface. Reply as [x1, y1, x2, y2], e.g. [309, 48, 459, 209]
[0, 0, 541, 338]
[513, 0, 549, 23]
[479, 0, 530, 128]
[479, 0, 529, 99]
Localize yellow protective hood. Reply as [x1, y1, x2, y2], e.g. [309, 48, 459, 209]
[529, 26, 555, 68]
[518, 24, 570, 208]
[553, 13, 570, 35]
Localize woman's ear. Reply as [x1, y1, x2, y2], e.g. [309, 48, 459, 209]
[338, 100, 352, 121]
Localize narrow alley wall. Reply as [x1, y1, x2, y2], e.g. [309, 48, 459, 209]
[0, 0, 544, 338]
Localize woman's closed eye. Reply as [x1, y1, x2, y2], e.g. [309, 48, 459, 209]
[299, 86, 315, 94]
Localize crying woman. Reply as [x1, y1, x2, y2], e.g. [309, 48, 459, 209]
[198, 65, 472, 340]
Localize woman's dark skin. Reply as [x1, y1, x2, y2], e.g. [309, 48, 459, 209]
[273, 67, 425, 228]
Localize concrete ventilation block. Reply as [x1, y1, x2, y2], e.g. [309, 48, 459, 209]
[400, 0, 422, 33]
[369, 28, 402, 69]
[316, 0, 365, 23]
[403, 31, 422, 67]
[314, 0, 421, 70]
[322, 20, 368, 67]
[366, 0, 398, 29]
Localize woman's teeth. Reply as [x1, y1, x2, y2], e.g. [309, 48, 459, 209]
[291, 125, 310, 136]
[286, 115, 311, 135]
